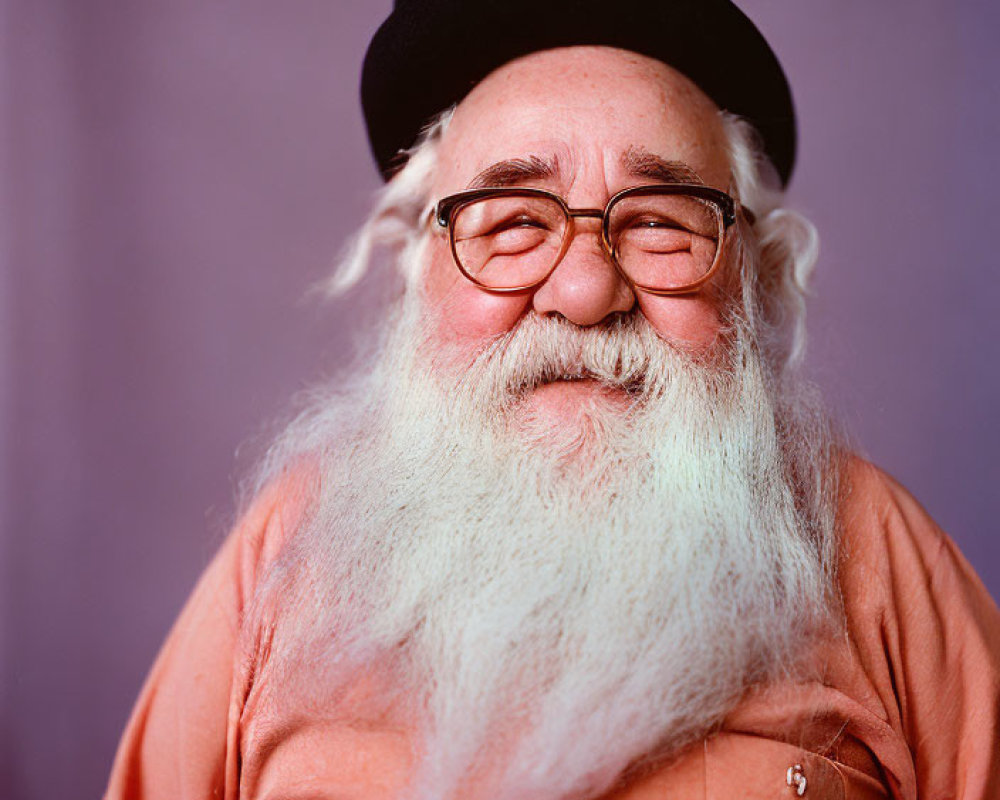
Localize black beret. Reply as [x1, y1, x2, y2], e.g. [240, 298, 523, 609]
[361, 0, 797, 187]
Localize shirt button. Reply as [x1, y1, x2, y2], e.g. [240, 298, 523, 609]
[786, 763, 807, 796]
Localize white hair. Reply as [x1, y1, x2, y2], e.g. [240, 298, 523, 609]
[324, 108, 820, 379]
[324, 108, 453, 297]
[720, 113, 820, 375]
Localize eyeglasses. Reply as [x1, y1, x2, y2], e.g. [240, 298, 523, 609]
[434, 184, 742, 295]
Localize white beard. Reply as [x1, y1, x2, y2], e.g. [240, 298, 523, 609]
[247, 284, 839, 800]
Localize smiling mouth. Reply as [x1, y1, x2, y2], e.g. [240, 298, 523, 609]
[525, 370, 647, 397]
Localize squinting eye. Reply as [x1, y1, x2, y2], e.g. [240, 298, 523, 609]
[509, 215, 543, 228]
[486, 215, 547, 235]
[632, 217, 685, 231]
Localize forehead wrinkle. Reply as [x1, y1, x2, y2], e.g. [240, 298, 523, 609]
[621, 146, 706, 185]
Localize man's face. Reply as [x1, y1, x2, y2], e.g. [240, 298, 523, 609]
[422, 46, 734, 420]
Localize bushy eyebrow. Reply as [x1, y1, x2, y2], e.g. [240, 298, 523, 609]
[621, 147, 705, 185]
[467, 155, 559, 189]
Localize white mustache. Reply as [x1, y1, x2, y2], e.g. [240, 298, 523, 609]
[451, 313, 689, 403]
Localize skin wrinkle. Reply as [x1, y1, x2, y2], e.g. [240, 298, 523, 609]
[425, 47, 732, 383]
[467, 151, 704, 192]
[320, 57, 824, 405]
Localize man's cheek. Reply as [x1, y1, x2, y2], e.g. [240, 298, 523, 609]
[422, 236, 532, 348]
[635, 294, 724, 353]
[428, 283, 531, 348]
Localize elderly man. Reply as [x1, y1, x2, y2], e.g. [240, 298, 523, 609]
[106, 1, 1000, 798]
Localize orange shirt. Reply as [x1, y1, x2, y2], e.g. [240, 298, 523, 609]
[105, 461, 1000, 799]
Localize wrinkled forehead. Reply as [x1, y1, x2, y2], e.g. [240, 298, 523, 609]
[432, 46, 732, 199]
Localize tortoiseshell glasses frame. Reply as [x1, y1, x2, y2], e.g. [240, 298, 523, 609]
[433, 183, 745, 295]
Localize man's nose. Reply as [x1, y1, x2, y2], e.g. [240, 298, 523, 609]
[531, 218, 636, 326]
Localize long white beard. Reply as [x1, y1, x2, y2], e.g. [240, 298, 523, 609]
[247, 288, 838, 800]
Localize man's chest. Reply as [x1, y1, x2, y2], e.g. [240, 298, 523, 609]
[237, 713, 890, 800]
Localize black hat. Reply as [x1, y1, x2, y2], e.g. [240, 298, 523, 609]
[362, 0, 797, 186]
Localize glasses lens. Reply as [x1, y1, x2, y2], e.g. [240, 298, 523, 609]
[608, 192, 722, 291]
[451, 194, 566, 289]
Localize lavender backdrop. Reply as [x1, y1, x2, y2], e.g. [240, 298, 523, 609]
[2, 1, 997, 798]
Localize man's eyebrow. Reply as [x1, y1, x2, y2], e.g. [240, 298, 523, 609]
[621, 147, 705, 185]
[467, 155, 559, 188]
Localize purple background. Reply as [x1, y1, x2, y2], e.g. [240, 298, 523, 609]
[2, 1, 998, 797]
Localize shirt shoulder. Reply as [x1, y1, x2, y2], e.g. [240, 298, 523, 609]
[839, 458, 946, 566]
[835, 457, 1000, 798]
[104, 465, 318, 800]
[229, 466, 319, 608]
